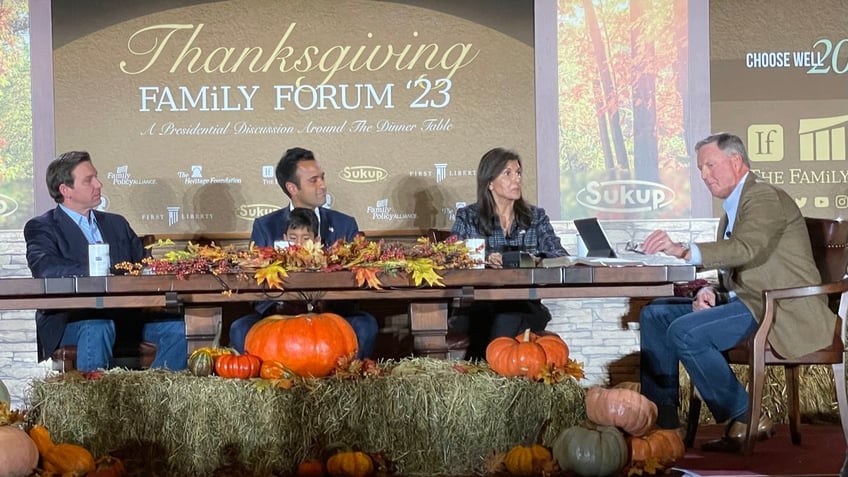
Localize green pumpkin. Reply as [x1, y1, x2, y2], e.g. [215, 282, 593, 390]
[187, 349, 215, 377]
[552, 423, 628, 477]
[0, 379, 9, 406]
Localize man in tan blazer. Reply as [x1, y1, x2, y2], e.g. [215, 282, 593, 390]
[638, 132, 836, 451]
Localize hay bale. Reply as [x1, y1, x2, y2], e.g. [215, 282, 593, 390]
[679, 364, 841, 424]
[29, 359, 586, 476]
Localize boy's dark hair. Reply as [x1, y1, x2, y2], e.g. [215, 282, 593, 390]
[286, 207, 319, 237]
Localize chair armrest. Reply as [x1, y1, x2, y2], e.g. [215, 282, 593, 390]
[751, 279, 848, 355]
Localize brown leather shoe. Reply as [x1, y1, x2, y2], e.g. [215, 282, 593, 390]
[701, 416, 775, 453]
[726, 416, 775, 441]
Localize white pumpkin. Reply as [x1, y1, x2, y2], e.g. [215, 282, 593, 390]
[0, 425, 39, 477]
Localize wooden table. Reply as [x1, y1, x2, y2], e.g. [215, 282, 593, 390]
[0, 265, 695, 357]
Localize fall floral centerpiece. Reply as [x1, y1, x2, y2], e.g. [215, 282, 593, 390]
[116, 234, 480, 290]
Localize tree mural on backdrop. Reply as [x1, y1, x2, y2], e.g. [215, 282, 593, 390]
[558, 0, 690, 219]
[0, 0, 32, 228]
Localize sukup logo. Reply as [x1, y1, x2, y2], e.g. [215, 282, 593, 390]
[339, 166, 388, 183]
[0, 193, 19, 217]
[576, 180, 675, 213]
[236, 204, 279, 221]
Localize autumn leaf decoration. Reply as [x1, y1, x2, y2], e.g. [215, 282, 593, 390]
[119, 234, 475, 290]
[254, 261, 288, 290]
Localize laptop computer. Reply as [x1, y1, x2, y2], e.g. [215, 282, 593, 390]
[573, 217, 617, 258]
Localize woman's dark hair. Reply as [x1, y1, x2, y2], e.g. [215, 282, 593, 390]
[475, 147, 532, 236]
[286, 207, 319, 237]
[46, 151, 92, 203]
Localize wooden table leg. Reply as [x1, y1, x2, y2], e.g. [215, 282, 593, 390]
[408, 302, 449, 358]
[184, 306, 223, 354]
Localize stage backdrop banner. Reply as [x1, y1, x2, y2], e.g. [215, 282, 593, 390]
[557, 0, 700, 220]
[709, 0, 848, 219]
[52, 0, 535, 234]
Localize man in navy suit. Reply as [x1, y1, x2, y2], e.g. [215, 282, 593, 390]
[229, 147, 378, 358]
[24, 151, 187, 371]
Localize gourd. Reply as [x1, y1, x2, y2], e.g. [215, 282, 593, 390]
[486, 329, 548, 377]
[245, 313, 358, 377]
[260, 359, 293, 380]
[552, 423, 628, 477]
[28, 425, 96, 476]
[0, 425, 39, 477]
[504, 443, 554, 476]
[627, 428, 685, 467]
[585, 386, 657, 437]
[187, 348, 216, 376]
[214, 353, 262, 379]
[325, 450, 374, 477]
[516, 331, 569, 367]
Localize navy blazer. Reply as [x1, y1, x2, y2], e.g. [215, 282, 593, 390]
[251, 206, 360, 247]
[24, 207, 146, 360]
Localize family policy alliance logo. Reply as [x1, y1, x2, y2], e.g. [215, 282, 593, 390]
[366, 199, 416, 221]
[106, 165, 157, 186]
[178, 165, 242, 185]
[0, 193, 19, 217]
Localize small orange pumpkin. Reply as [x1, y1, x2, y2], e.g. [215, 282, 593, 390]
[627, 428, 685, 466]
[214, 353, 261, 379]
[504, 443, 554, 476]
[326, 450, 374, 477]
[296, 458, 325, 477]
[245, 313, 358, 377]
[486, 329, 547, 377]
[29, 425, 96, 476]
[585, 386, 657, 437]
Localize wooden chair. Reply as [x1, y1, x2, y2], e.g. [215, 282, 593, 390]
[427, 228, 453, 242]
[49, 234, 161, 372]
[684, 217, 848, 455]
[52, 341, 157, 372]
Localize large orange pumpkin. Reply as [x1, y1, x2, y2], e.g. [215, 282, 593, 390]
[585, 386, 657, 437]
[245, 313, 358, 377]
[486, 329, 547, 377]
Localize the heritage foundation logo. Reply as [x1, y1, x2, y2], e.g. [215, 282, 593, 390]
[178, 165, 242, 185]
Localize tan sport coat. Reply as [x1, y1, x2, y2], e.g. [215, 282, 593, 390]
[697, 174, 836, 359]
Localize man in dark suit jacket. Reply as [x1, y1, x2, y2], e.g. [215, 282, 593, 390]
[229, 147, 378, 358]
[24, 151, 187, 371]
[638, 133, 836, 451]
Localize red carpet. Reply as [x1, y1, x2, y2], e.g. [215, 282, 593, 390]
[674, 423, 845, 476]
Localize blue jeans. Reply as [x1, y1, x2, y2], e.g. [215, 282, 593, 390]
[639, 297, 758, 427]
[142, 318, 188, 370]
[230, 311, 378, 360]
[60, 315, 187, 371]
